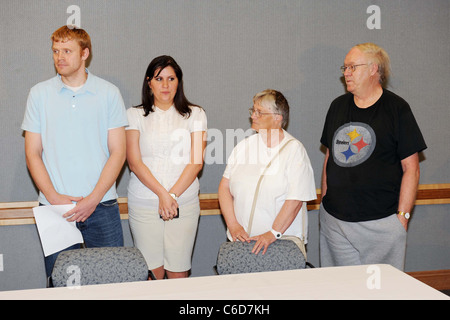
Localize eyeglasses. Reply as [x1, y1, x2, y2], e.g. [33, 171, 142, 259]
[248, 108, 279, 117]
[340, 64, 369, 74]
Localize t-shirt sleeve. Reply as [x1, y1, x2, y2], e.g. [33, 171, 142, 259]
[397, 103, 427, 160]
[320, 112, 330, 148]
[320, 101, 338, 149]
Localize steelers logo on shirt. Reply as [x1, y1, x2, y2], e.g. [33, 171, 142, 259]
[332, 122, 376, 167]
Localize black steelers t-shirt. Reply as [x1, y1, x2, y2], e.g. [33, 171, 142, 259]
[320, 89, 427, 222]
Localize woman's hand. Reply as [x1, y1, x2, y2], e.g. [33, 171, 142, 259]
[248, 231, 277, 255]
[228, 223, 250, 243]
[158, 192, 178, 220]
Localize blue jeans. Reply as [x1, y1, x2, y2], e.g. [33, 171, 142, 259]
[43, 199, 124, 278]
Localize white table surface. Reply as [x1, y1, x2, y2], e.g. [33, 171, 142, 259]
[0, 264, 447, 300]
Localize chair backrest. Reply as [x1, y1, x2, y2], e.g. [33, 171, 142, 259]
[215, 240, 306, 275]
[51, 247, 148, 287]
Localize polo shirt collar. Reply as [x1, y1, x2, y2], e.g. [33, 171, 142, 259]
[56, 68, 97, 94]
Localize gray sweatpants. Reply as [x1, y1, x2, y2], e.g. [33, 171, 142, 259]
[319, 206, 407, 271]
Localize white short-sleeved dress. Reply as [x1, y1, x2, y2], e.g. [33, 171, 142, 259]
[223, 131, 316, 242]
[126, 105, 207, 272]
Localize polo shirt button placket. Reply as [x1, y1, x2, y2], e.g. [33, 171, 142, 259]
[71, 95, 76, 109]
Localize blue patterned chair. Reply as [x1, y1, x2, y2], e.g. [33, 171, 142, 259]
[50, 247, 148, 287]
[215, 240, 308, 275]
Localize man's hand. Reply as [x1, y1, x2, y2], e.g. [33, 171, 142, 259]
[47, 193, 83, 206]
[396, 214, 408, 231]
[63, 195, 99, 222]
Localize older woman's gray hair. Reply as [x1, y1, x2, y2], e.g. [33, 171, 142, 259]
[253, 89, 290, 129]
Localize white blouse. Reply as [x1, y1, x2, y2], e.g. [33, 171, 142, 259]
[126, 105, 207, 206]
[223, 131, 316, 242]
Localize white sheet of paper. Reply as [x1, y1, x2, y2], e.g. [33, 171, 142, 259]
[33, 204, 84, 257]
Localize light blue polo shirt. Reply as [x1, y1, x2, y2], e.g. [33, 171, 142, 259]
[22, 69, 128, 204]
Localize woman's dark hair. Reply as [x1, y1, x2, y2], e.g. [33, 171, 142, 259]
[136, 55, 198, 117]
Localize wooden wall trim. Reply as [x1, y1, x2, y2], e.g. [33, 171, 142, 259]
[0, 184, 449, 226]
[407, 269, 450, 291]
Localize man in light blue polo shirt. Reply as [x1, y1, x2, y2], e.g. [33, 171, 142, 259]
[21, 25, 128, 280]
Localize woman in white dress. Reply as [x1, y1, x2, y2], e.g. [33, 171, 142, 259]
[218, 89, 316, 255]
[126, 56, 207, 279]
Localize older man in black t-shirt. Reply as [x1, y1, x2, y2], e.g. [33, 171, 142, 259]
[319, 43, 426, 270]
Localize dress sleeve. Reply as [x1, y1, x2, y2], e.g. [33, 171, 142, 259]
[189, 106, 207, 132]
[223, 145, 237, 180]
[285, 142, 317, 202]
[126, 107, 142, 131]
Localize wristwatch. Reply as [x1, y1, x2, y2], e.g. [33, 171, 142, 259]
[270, 229, 282, 239]
[397, 211, 410, 219]
[169, 193, 178, 201]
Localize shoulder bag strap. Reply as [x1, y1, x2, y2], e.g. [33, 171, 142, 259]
[247, 139, 294, 235]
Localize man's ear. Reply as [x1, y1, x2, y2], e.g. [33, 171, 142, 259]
[370, 62, 379, 76]
[81, 48, 90, 61]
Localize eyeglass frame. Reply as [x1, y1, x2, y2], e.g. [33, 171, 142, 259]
[248, 108, 279, 118]
[340, 63, 371, 74]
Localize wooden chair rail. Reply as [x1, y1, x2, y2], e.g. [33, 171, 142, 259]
[406, 269, 450, 291]
[1, 184, 449, 226]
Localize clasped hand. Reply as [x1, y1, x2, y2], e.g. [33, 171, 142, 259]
[158, 192, 179, 221]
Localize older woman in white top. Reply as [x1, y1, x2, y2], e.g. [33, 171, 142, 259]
[126, 56, 207, 279]
[218, 89, 316, 255]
